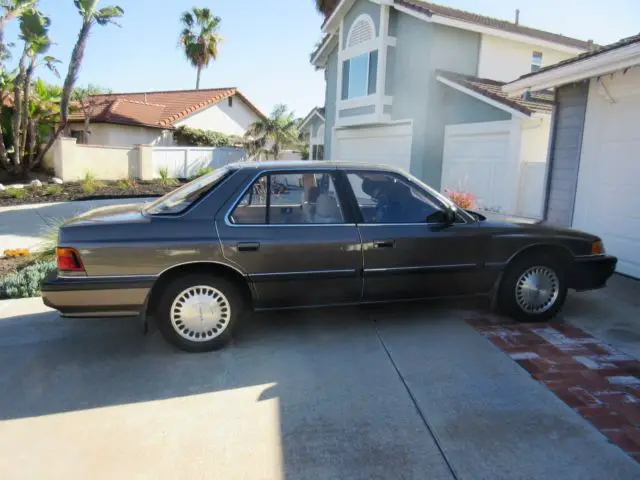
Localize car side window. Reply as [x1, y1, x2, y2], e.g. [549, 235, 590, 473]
[230, 172, 345, 225]
[346, 172, 446, 224]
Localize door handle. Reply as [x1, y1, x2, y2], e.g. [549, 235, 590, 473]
[237, 242, 260, 252]
[373, 239, 395, 249]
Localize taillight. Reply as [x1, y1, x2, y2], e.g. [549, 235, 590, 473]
[56, 247, 85, 272]
[591, 241, 605, 255]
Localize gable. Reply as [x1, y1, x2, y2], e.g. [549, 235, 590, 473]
[173, 94, 260, 136]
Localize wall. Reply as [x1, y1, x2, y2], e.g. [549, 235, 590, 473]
[478, 34, 577, 82]
[152, 146, 246, 178]
[174, 94, 259, 136]
[517, 116, 552, 218]
[324, 45, 339, 158]
[53, 138, 153, 181]
[544, 81, 589, 225]
[80, 123, 168, 147]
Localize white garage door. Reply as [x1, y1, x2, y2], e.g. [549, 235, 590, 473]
[441, 121, 511, 213]
[572, 79, 640, 278]
[332, 123, 413, 173]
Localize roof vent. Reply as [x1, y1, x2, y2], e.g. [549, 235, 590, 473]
[515, 9, 520, 25]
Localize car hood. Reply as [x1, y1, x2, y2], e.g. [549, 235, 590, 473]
[63, 202, 149, 227]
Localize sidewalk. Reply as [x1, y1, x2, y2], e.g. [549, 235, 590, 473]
[0, 198, 151, 253]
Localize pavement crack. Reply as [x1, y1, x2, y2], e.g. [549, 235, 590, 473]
[369, 315, 460, 480]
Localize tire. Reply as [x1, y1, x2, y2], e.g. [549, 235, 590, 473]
[497, 253, 568, 323]
[156, 274, 244, 352]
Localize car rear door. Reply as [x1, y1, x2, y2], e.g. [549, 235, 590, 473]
[342, 170, 492, 302]
[215, 168, 363, 309]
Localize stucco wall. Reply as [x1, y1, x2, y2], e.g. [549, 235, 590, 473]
[324, 46, 338, 158]
[83, 123, 167, 147]
[478, 34, 576, 82]
[174, 95, 259, 136]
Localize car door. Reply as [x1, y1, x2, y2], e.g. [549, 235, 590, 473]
[215, 168, 363, 309]
[342, 170, 493, 302]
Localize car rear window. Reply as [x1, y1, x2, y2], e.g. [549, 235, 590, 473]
[144, 167, 234, 215]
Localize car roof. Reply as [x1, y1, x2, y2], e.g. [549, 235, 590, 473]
[228, 160, 404, 172]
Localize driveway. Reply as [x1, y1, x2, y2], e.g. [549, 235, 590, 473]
[1, 295, 638, 479]
[0, 198, 151, 253]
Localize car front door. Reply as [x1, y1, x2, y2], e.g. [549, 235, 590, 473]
[215, 169, 363, 309]
[343, 170, 492, 302]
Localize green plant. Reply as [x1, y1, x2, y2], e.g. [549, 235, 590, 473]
[5, 187, 27, 199]
[0, 259, 56, 299]
[81, 170, 104, 193]
[189, 166, 213, 180]
[244, 104, 299, 160]
[178, 7, 222, 89]
[44, 184, 62, 195]
[35, 217, 63, 261]
[158, 167, 178, 186]
[173, 125, 234, 147]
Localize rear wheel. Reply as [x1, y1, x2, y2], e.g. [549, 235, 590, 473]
[156, 274, 244, 352]
[498, 253, 568, 322]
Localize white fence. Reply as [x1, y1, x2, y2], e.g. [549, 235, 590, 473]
[152, 146, 247, 178]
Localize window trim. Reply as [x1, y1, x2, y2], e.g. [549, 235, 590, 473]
[340, 169, 471, 226]
[225, 168, 356, 227]
[531, 50, 543, 73]
[342, 50, 378, 100]
[346, 14, 375, 48]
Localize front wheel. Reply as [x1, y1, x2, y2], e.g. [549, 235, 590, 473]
[156, 274, 244, 352]
[497, 254, 568, 322]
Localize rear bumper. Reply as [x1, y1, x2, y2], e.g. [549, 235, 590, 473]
[570, 255, 617, 291]
[41, 271, 153, 317]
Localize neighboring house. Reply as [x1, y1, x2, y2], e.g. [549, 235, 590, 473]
[505, 34, 640, 278]
[310, 0, 593, 216]
[299, 107, 326, 159]
[67, 87, 265, 148]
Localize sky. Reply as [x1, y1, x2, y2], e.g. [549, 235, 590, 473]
[4, 0, 639, 119]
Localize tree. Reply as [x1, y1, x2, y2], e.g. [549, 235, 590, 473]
[314, 0, 338, 16]
[244, 104, 299, 161]
[71, 84, 110, 141]
[178, 7, 222, 90]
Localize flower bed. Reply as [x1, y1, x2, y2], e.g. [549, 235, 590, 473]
[0, 180, 185, 207]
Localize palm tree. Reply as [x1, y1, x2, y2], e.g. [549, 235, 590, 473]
[244, 104, 299, 161]
[178, 7, 222, 90]
[314, 0, 338, 17]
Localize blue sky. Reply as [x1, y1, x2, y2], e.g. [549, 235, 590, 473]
[4, 0, 639, 119]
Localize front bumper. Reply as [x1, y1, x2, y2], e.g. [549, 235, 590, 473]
[41, 271, 153, 317]
[570, 255, 617, 291]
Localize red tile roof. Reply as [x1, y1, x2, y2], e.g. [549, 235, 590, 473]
[437, 70, 554, 115]
[68, 88, 265, 129]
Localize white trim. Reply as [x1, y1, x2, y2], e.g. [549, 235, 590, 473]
[346, 13, 375, 48]
[340, 94, 377, 109]
[342, 39, 379, 60]
[436, 74, 531, 119]
[332, 117, 413, 131]
[393, 4, 585, 54]
[504, 41, 640, 95]
[299, 109, 325, 131]
[335, 112, 381, 127]
[375, 5, 390, 116]
[335, 20, 345, 125]
[311, 34, 337, 66]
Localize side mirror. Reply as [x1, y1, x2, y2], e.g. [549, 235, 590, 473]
[443, 207, 456, 225]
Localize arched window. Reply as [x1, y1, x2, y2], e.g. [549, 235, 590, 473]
[347, 14, 375, 48]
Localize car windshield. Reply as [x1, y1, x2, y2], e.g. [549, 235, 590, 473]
[144, 167, 234, 215]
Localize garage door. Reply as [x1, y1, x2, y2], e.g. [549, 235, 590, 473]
[572, 82, 640, 278]
[441, 122, 511, 213]
[332, 123, 413, 173]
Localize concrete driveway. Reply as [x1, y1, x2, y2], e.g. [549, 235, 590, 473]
[1, 296, 638, 479]
[0, 198, 151, 253]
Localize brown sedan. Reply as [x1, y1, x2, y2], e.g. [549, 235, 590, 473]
[42, 161, 617, 352]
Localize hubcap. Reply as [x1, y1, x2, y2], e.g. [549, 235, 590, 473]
[515, 266, 559, 314]
[170, 285, 231, 342]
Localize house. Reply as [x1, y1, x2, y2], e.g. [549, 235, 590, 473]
[310, 0, 594, 216]
[299, 107, 326, 159]
[504, 33, 640, 278]
[67, 87, 265, 147]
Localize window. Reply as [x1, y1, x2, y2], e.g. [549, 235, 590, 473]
[346, 172, 447, 224]
[230, 172, 344, 225]
[70, 130, 86, 144]
[228, 96, 233, 107]
[145, 167, 233, 215]
[312, 145, 325, 161]
[342, 50, 378, 100]
[531, 51, 543, 73]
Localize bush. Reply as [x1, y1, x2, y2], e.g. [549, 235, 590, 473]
[174, 125, 238, 147]
[5, 187, 27, 199]
[444, 189, 475, 210]
[81, 171, 105, 194]
[158, 167, 178, 186]
[44, 184, 62, 196]
[189, 166, 214, 180]
[0, 260, 56, 299]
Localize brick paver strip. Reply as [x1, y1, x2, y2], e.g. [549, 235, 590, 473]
[468, 317, 640, 464]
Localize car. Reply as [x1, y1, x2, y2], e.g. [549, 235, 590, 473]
[41, 161, 617, 352]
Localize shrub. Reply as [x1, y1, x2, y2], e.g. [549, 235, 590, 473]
[4, 248, 30, 258]
[5, 187, 27, 199]
[444, 189, 475, 210]
[0, 260, 56, 299]
[174, 125, 236, 147]
[189, 166, 214, 180]
[35, 219, 64, 261]
[81, 171, 105, 194]
[158, 167, 178, 186]
[44, 184, 62, 196]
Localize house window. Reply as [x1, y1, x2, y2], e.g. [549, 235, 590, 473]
[228, 96, 233, 107]
[70, 130, 86, 144]
[341, 14, 377, 100]
[531, 51, 543, 72]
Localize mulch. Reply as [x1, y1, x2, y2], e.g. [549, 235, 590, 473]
[0, 181, 186, 207]
[469, 317, 640, 464]
[0, 256, 34, 276]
